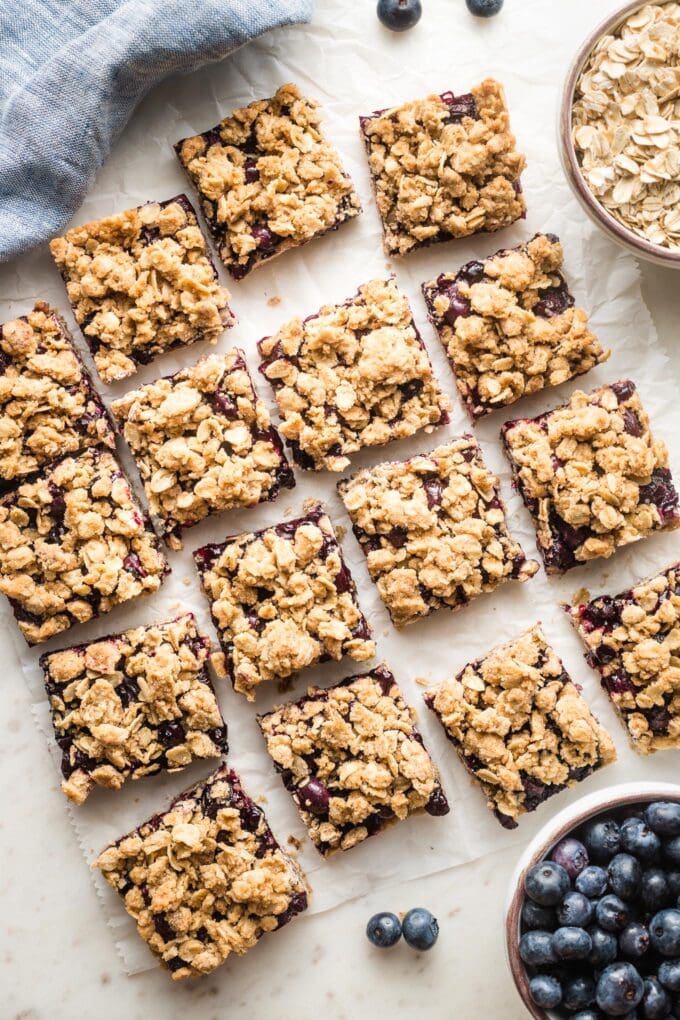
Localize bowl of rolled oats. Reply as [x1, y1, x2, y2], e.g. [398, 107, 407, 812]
[560, 1, 680, 267]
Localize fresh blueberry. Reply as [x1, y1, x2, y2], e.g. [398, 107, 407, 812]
[529, 974, 562, 1009]
[663, 838, 680, 868]
[596, 963, 645, 1016]
[525, 861, 571, 906]
[366, 912, 402, 948]
[558, 891, 595, 928]
[658, 960, 680, 992]
[552, 837, 590, 879]
[640, 869, 670, 911]
[597, 895, 632, 933]
[589, 925, 619, 966]
[666, 873, 680, 899]
[564, 974, 597, 1011]
[465, 0, 504, 17]
[620, 923, 650, 959]
[522, 899, 557, 931]
[553, 926, 593, 960]
[609, 854, 643, 900]
[376, 0, 422, 31]
[297, 778, 330, 816]
[641, 977, 671, 1019]
[584, 818, 622, 863]
[650, 910, 680, 956]
[401, 908, 438, 951]
[519, 930, 557, 966]
[646, 803, 680, 837]
[577, 866, 609, 899]
[571, 1012, 605, 1020]
[621, 817, 661, 861]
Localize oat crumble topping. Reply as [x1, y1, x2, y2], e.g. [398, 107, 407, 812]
[111, 350, 294, 549]
[194, 502, 375, 700]
[337, 437, 538, 628]
[0, 447, 169, 644]
[424, 624, 617, 828]
[175, 83, 361, 279]
[258, 277, 450, 471]
[95, 764, 308, 980]
[40, 613, 228, 804]
[501, 379, 680, 574]
[360, 79, 526, 257]
[422, 233, 608, 419]
[49, 196, 235, 384]
[258, 664, 449, 856]
[568, 561, 680, 754]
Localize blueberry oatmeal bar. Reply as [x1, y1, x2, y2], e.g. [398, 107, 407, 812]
[422, 233, 608, 420]
[337, 438, 538, 628]
[175, 83, 361, 279]
[40, 613, 227, 804]
[194, 502, 375, 701]
[0, 448, 169, 645]
[111, 351, 294, 549]
[0, 302, 115, 488]
[424, 624, 617, 829]
[95, 763, 308, 979]
[360, 79, 526, 258]
[567, 563, 680, 755]
[49, 196, 234, 384]
[501, 380, 680, 574]
[258, 277, 450, 471]
[258, 664, 449, 856]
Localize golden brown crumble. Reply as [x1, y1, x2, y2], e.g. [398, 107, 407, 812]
[258, 664, 448, 856]
[0, 302, 115, 485]
[337, 437, 538, 628]
[175, 83, 361, 278]
[95, 764, 308, 980]
[501, 379, 680, 574]
[194, 502, 375, 701]
[111, 350, 294, 549]
[40, 613, 227, 804]
[424, 624, 617, 827]
[568, 562, 680, 754]
[422, 233, 609, 419]
[360, 79, 526, 257]
[49, 196, 234, 384]
[0, 448, 169, 645]
[258, 277, 450, 471]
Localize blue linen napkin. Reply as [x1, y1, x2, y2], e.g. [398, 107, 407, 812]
[0, 0, 313, 262]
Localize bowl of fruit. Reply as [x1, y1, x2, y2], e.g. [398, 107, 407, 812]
[506, 783, 680, 1018]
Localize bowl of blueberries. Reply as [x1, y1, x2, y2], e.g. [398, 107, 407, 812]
[506, 782, 680, 1019]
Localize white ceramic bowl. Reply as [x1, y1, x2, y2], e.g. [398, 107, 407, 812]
[558, 0, 680, 269]
[505, 781, 680, 1019]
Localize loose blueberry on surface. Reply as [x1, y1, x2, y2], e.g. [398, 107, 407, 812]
[577, 865, 609, 899]
[646, 804, 680, 838]
[529, 974, 563, 1009]
[598, 895, 632, 934]
[621, 818, 662, 861]
[297, 778, 330, 816]
[620, 923, 651, 959]
[553, 837, 590, 879]
[376, 0, 422, 31]
[658, 960, 680, 992]
[650, 911, 680, 957]
[584, 819, 622, 863]
[402, 908, 439, 951]
[519, 930, 557, 966]
[596, 962, 645, 1016]
[559, 890, 595, 928]
[525, 861, 571, 906]
[522, 900, 557, 931]
[641, 870, 670, 912]
[589, 926, 620, 966]
[663, 838, 680, 868]
[610, 855, 643, 900]
[366, 912, 402, 948]
[465, 0, 504, 16]
[641, 977, 671, 1019]
[553, 926, 593, 960]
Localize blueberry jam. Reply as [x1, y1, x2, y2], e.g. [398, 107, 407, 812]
[639, 468, 679, 524]
[534, 278, 574, 319]
[441, 91, 478, 122]
[244, 158, 259, 183]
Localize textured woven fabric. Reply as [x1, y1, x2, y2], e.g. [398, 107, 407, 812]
[0, 0, 313, 261]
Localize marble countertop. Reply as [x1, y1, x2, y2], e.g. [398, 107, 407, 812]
[2, 1, 680, 1017]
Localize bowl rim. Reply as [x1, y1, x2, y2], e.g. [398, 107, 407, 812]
[559, 0, 680, 267]
[505, 781, 680, 1019]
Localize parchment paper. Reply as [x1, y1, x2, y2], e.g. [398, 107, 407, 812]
[2, 0, 679, 977]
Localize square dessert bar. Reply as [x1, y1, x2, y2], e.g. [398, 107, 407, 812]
[49, 195, 234, 384]
[258, 277, 450, 471]
[258, 664, 449, 856]
[0, 448, 169, 645]
[360, 79, 526, 258]
[422, 233, 609, 420]
[194, 502, 375, 701]
[175, 83, 361, 279]
[424, 624, 616, 829]
[0, 301, 115, 488]
[95, 763, 308, 980]
[111, 351, 294, 549]
[567, 562, 680, 755]
[40, 613, 228, 805]
[337, 438, 538, 628]
[502, 380, 680, 574]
